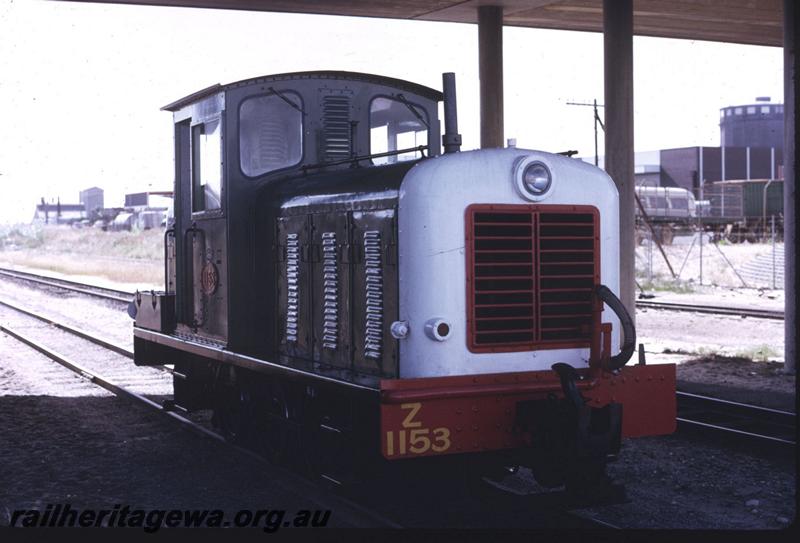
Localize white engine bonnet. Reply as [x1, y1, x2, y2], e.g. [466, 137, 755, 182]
[397, 148, 621, 378]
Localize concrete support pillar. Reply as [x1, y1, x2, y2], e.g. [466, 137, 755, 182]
[478, 5, 504, 148]
[784, 0, 796, 374]
[603, 0, 636, 322]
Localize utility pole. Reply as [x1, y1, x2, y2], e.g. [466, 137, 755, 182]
[566, 99, 605, 166]
[699, 179, 704, 285]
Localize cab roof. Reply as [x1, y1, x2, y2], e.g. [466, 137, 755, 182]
[161, 70, 444, 112]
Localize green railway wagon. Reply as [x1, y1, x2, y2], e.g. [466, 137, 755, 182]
[742, 179, 783, 218]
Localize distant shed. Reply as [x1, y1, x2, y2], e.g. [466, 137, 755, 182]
[79, 187, 104, 214]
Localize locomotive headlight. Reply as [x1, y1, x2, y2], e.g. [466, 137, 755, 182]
[514, 157, 553, 201]
[523, 163, 551, 194]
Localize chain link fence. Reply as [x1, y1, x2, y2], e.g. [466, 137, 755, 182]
[635, 221, 784, 291]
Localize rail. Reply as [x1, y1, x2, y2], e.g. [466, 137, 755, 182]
[0, 319, 400, 528]
[676, 390, 795, 448]
[0, 297, 133, 357]
[1, 266, 785, 321]
[0, 267, 131, 303]
[0, 298, 620, 529]
[636, 299, 784, 320]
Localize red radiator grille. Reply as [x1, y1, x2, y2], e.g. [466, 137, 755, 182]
[466, 204, 599, 353]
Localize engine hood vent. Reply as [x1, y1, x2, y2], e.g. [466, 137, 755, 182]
[465, 204, 599, 353]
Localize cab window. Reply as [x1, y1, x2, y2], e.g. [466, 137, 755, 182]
[239, 92, 303, 177]
[370, 96, 428, 165]
[192, 118, 222, 212]
[670, 198, 689, 209]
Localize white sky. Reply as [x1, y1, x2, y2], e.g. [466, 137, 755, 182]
[0, 0, 784, 224]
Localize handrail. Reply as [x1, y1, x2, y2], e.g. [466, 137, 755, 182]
[182, 223, 205, 328]
[164, 227, 175, 294]
[594, 285, 636, 370]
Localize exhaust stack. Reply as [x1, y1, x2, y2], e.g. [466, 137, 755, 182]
[442, 72, 462, 154]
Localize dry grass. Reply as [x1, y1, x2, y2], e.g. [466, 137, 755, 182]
[0, 224, 163, 287]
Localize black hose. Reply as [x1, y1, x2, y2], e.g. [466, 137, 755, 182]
[551, 363, 585, 410]
[595, 284, 636, 370]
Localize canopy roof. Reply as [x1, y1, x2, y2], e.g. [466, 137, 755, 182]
[66, 0, 782, 47]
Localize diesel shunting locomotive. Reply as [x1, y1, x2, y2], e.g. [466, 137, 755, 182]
[130, 71, 676, 496]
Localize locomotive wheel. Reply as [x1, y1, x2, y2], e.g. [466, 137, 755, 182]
[252, 382, 293, 465]
[211, 367, 254, 444]
[301, 414, 358, 488]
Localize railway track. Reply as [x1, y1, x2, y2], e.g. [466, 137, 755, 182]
[676, 391, 796, 448]
[0, 297, 133, 358]
[635, 299, 784, 320]
[1, 266, 785, 320]
[4, 267, 790, 521]
[0, 267, 131, 303]
[0, 303, 399, 528]
[0, 297, 617, 529]
[9, 286, 788, 449]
